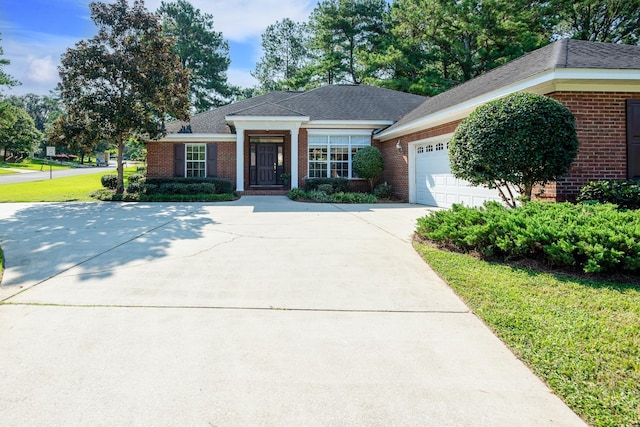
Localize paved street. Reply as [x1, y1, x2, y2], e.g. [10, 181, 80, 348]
[0, 197, 585, 426]
[0, 164, 117, 184]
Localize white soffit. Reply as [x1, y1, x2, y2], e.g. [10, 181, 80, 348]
[377, 68, 640, 141]
[159, 134, 236, 142]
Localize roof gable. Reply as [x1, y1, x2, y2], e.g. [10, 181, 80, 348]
[166, 84, 427, 134]
[384, 39, 640, 135]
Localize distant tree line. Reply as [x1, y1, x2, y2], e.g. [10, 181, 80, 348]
[252, 0, 640, 95]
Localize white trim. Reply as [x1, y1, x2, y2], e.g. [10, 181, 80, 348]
[291, 126, 300, 189]
[225, 117, 310, 131]
[160, 134, 236, 142]
[408, 134, 453, 203]
[304, 120, 393, 129]
[378, 68, 640, 141]
[307, 128, 373, 136]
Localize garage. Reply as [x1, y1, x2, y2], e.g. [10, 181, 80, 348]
[414, 140, 503, 208]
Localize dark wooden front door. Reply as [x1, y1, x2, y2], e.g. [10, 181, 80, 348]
[257, 143, 278, 185]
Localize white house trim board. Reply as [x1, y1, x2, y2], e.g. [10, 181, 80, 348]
[160, 134, 236, 142]
[378, 68, 640, 142]
[306, 129, 374, 136]
[290, 124, 300, 189]
[409, 134, 452, 204]
[304, 120, 394, 130]
[225, 117, 310, 130]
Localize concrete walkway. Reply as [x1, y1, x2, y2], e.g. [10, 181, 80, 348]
[0, 197, 585, 426]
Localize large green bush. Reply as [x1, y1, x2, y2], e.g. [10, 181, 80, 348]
[416, 201, 640, 273]
[352, 146, 384, 192]
[450, 93, 578, 207]
[577, 180, 640, 210]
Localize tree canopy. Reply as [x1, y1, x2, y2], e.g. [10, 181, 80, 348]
[58, 0, 190, 193]
[0, 104, 42, 161]
[252, 18, 310, 92]
[158, 0, 231, 112]
[249, 0, 639, 97]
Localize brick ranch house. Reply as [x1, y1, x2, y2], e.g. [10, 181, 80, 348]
[147, 39, 640, 207]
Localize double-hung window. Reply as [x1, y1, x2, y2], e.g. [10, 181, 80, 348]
[308, 133, 370, 179]
[186, 144, 206, 177]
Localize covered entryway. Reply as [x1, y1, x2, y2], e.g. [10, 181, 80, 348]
[413, 137, 503, 208]
[249, 136, 285, 187]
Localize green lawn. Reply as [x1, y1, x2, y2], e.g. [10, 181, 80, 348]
[414, 242, 640, 427]
[0, 169, 17, 175]
[0, 168, 136, 202]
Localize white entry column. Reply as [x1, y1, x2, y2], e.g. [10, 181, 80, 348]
[235, 126, 245, 192]
[290, 125, 300, 189]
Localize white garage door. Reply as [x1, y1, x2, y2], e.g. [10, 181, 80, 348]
[414, 141, 503, 208]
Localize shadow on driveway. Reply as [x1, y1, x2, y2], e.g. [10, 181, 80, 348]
[0, 202, 215, 296]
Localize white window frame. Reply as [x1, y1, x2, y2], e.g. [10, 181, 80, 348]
[185, 143, 206, 177]
[307, 130, 372, 179]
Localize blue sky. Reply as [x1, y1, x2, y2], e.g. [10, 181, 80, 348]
[0, 0, 317, 96]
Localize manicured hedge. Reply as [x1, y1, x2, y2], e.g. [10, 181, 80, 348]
[416, 201, 640, 273]
[288, 188, 376, 203]
[577, 180, 640, 210]
[304, 177, 350, 193]
[146, 177, 234, 194]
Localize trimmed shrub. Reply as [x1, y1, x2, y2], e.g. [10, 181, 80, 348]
[156, 182, 216, 195]
[304, 177, 350, 193]
[287, 188, 307, 200]
[416, 201, 640, 274]
[127, 173, 145, 184]
[450, 92, 578, 207]
[126, 182, 146, 194]
[352, 146, 384, 192]
[317, 183, 334, 194]
[373, 182, 393, 199]
[577, 180, 640, 210]
[101, 174, 118, 189]
[146, 177, 234, 194]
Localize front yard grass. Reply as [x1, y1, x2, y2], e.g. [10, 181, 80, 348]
[414, 242, 640, 427]
[0, 168, 137, 202]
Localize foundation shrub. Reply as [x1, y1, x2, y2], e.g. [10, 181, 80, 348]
[373, 183, 393, 199]
[577, 180, 640, 210]
[304, 177, 350, 193]
[416, 201, 640, 273]
[156, 182, 216, 195]
[146, 177, 234, 194]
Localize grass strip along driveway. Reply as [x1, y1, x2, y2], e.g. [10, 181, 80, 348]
[415, 243, 639, 427]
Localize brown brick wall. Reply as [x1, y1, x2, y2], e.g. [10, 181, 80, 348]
[146, 140, 237, 187]
[146, 141, 174, 178]
[298, 128, 308, 188]
[547, 91, 636, 201]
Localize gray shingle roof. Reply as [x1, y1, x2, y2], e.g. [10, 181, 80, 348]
[385, 39, 640, 133]
[166, 84, 426, 134]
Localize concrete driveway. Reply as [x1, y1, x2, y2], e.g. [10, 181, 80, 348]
[0, 197, 585, 426]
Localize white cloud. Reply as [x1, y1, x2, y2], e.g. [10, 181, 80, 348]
[24, 56, 59, 85]
[146, 0, 315, 42]
[227, 67, 258, 89]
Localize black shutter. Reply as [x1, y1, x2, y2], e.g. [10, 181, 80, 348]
[206, 143, 217, 177]
[628, 100, 640, 179]
[174, 143, 185, 177]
